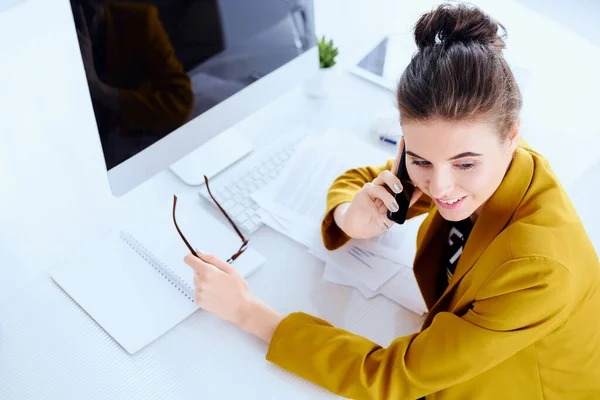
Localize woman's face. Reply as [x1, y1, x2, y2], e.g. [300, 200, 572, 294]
[401, 118, 519, 222]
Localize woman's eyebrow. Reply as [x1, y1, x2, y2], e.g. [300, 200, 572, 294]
[449, 152, 483, 160]
[406, 151, 483, 161]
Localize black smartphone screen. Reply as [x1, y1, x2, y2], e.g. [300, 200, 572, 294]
[386, 147, 414, 225]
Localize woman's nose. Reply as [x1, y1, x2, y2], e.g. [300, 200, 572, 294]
[428, 167, 454, 199]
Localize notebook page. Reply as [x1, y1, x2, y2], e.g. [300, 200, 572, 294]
[125, 193, 265, 292]
[50, 231, 198, 354]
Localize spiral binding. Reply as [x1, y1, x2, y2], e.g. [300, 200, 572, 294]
[119, 231, 195, 303]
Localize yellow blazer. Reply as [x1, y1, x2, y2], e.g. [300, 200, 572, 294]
[266, 141, 600, 399]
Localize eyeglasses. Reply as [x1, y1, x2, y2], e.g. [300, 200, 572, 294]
[172, 175, 249, 264]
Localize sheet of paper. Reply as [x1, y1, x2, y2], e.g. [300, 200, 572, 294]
[322, 259, 427, 315]
[358, 213, 428, 266]
[377, 264, 427, 315]
[322, 263, 378, 299]
[310, 237, 403, 291]
[257, 208, 292, 231]
[308, 213, 428, 313]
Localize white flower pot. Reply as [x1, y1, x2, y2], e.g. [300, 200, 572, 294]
[304, 66, 336, 98]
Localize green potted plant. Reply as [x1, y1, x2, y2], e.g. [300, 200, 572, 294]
[319, 36, 339, 69]
[305, 36, 339, 98]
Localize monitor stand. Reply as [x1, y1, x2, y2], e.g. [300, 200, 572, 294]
[169, 130, 253, 186]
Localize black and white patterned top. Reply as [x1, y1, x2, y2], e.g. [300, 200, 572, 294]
[442, 218, 473, 290]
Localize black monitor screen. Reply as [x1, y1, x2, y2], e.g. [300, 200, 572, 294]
[69, 0, 315, 169]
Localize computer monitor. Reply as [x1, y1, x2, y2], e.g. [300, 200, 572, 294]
[69, 0, 317, 196]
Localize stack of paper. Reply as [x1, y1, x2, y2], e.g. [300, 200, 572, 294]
[309, 215, 428, 315]
[251, 129, 428, 315]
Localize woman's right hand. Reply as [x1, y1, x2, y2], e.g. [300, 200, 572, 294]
[333, 139, 423, 239]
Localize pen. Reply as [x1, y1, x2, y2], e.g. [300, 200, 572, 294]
[379, 135, 397, 145]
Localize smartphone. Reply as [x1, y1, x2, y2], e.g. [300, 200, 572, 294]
[386, 147, 414, 225]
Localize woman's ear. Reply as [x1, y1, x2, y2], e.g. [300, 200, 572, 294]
[507, 119, 521, 152]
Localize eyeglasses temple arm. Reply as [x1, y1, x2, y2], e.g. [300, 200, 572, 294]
[172, 195, 200, 258]
[203, 175, 249, 244]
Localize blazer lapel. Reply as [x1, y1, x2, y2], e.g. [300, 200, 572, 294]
[417, 146, 535, 326]
[413, 211, 446, 309]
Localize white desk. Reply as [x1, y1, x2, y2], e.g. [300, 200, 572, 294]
[0, 0, 598, 399]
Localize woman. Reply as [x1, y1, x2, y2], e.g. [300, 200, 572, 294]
[184, 3, 600, 399]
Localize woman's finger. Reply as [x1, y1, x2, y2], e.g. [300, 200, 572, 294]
[379, 216, 390, 232]
[184, 253, 210, 275]
[372, 170, 403, 194]
[373, 198, 386, 214]
[193, 272, 203, 289]
[364, 183, 399, 213]
[198, 253, 237, 276]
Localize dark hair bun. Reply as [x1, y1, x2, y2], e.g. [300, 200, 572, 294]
[414, 3, 506, 51]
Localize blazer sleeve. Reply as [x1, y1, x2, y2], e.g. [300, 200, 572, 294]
[321, 160, 433, 250]
[266, 257, 573, 400]
[118, 6, 194, 132]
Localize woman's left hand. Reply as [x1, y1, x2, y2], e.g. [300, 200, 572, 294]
[184, 252, 252, 326]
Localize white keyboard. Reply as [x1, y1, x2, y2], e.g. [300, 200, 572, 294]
[198, 129, 308, 234]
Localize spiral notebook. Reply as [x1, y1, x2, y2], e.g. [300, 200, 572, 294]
[50, 194, 265, 354]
